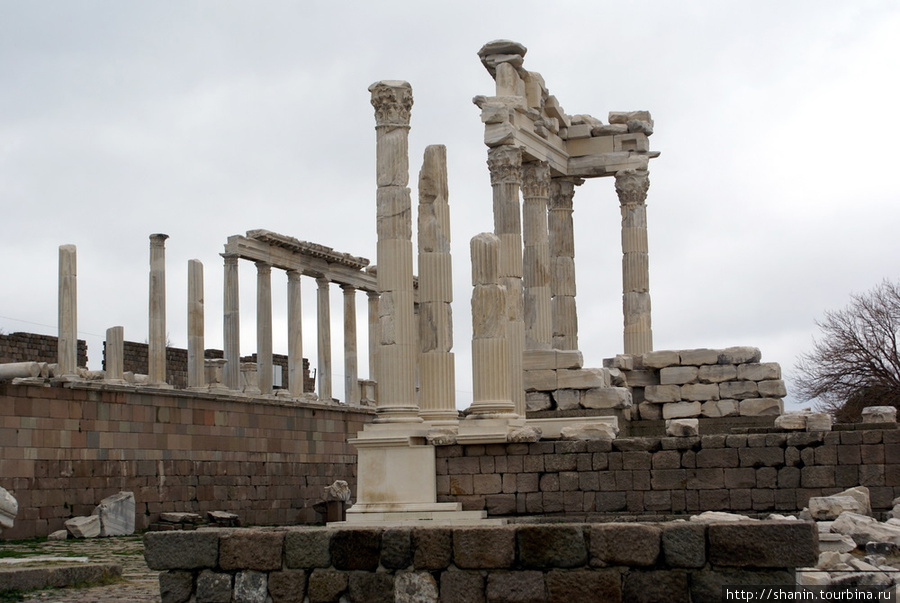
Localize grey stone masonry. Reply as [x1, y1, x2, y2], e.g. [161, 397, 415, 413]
[144, 522, 817, 603]
[437, 427, 900, 518]
[605, 346, 786, 420]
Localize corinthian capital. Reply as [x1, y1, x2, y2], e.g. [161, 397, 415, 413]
[487, 146, 522, 186]
[615, 169, 650, 207]
[521, 161, 550, 198]
[369, 80, 413, 127]
[549, 177, 582, 210]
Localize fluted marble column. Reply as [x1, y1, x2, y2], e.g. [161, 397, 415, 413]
[367, 290, 379, 381]
[549, 178, 581, 351]
[187, 259, 205, 389]
[417, 144, 457, 423]
[223, 254, 241, 390]
[615, 169, 653, 355]
[256, 262, 273, 394]
[148, 234, 168, 385]
[521, 161, 552, 350]
[487, 145, 524, 416]
[287, 270, 304, 397]
[468, 233, 516, 418]
[369, 80, 421, 423]
[57, 244, 78, 377]
[316, 276, 332, 402]
[342, 285, 359, 405]
[105, 326, 124, 381]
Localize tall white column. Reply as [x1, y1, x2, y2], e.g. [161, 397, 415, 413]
[256, 261, 273, 394]
[468, 233, 516, 418]
[487, 145, 525, 416]
[616, 168, 653, 355]
[148, 234, 168, 385]
[316, 276, 332, 402]
[417, 144, 457, 423]
[549, 178, 581, 351]
[287, 270, 304, 397]
[57, 244, 78, 377]
[105, 326, 124, 381]
[369, 80, 421, 423]
[187, 259, 205, 389]
[521, 161, 552, 350]
[223, 253, 241, 390]
[342, 285, 359, 405]
[367, 290, 379, 381]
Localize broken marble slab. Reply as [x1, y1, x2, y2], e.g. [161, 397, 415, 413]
[0, 487, 17, 531]
[93, 491, 135, 536]
[65, 515, 101, 538]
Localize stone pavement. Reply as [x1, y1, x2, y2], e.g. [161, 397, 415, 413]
[0, 535, 159, 603]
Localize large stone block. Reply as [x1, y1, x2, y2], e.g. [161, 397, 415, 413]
[558, 368, 609, 389]
[545, 569, 621, 602]
[642, 350, 679, 368]
[666, 419, 699, 437]
[623, 570, 690, 603]
[701, 400, 739, 418]
[719, 381, 758, 399]
[525, 391, 552, 412]
[234, 570, 267, 603]
[285, 529, 332, 568]
[331, 529, 382, 571]
[590, 523, 661, 566]
[708, 521, 818, 568]
[0, 487, 17, 531]
[718, 347, 762, 364]
[65, 515, 100, 539]
[698, 364, 737, 383]
[144, 531, 220, 570]
[349, 572, 394, 603]
[307, 569, 348, 603]
[524, 369, 557, 391]
[662, 401, 701, 419]
[485, 571, 546, 603]
[662, 523, 706, 568]
[453, 527, 515, 569]
[862, 406, 897, 423]
[553, 388, 582, 410]
[758, 379, 787, 398]
[92, 491, 135, 537]
[736, 362, 781, 382]
[394, 572, 437, 603]
[644, 384, 681, 403]
[381, 528, 412, 570]
[440, 571, 484, 603]
[196, 570, 232, 603]
[739, 398, 783, 416]
[582, 387, 631, 409]
[518, 525, 587, 568]
[660, 366, 698, 385]
[679, 348, 720, 366]
[159, 571, 192, 603]
[681, 383, 720, 402]
[219, 530, 284, 571]
[267, 570, 307, 603]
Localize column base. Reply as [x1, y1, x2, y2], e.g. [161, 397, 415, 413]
[457, 417, 535, 444]
[339, 505, 498, 526]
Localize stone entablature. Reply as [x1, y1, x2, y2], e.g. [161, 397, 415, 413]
[436, 428, 900, 519]
[143, 521, 817, 603]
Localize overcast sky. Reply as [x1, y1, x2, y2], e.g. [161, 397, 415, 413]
[2, 1, 898, 410]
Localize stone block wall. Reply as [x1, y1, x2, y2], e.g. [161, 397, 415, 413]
[437, 429, 900, 518]
[143, 521, 817, 603]
[0, 382, 372, 539]
[607, 346, 786, 422]
[0, 332, 88, 368]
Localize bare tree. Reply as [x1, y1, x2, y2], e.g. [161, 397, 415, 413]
[795, 280, 900, 421]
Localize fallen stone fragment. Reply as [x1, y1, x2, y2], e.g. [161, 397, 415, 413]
[818, 532, 856, 553]
[0, 487, 17, 531]
[47, 530, 68, 541]
[159, 512, 204, 524]
[65, 515, 101, 538]
[323, 481, 351, 503]
[93, 491, 135, 536]
[208, 511, 240, 527]
[559, 423, 617, 441]
[665, 418, 698, 437]
[862, 406, 897, 423]
[831, 512, 900, 547]
[805, 413, 832, 431]
[808, 495, 864, 520]
[689, 511, 754, 523]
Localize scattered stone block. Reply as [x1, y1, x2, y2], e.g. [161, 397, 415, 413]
[739, 398, 782, 416]
[701, 400, 739, 418]
[862, 406, 897, 423]
[818, 533, 856, 553]
[718, 347, 762, 364]
[0, 487, 17, 530]
[666, 419, 699, 437]
[525, 391, 552, 412]
[159, 512, 203, 525]
[48, 529, 68, 541]
[662, 401, 701, 419]
[808, 496, 863, 520]
[678, 348, 719, 366]
[208, 510, 240, 527]
[642, 350, 679, 369]
[736, 362, 781, 381]
[806, 413, 832, 431]
[581, 387, 631, 409]
[559, 422, 617, 441]
[690, 511, 753, 522]
[65, 515, 101, 538]
[659, 366, 698, 385]
[553, 388, 581, 411]
[93, 491, 135, 536]
[831, 512, 900, 547]
[774, 414, 807, 430]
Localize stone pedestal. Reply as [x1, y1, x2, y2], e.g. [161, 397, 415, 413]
[57, 244, 78, 377]
[187, 259, 205, 389]
[615, 169, 653, 355]
[148, 234, 169, 386]
[222, 254, 241, 390]
[256, 262, 273, 395]
[287, 270, 304, 397]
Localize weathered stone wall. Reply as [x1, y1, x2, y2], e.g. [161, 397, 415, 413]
[142, 522, 818, 603]
[437, 429, 900, 518]
[0, 332, 88, 368]
[0, 382, 372, 539]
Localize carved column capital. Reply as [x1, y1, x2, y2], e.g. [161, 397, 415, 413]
[615, 169, 650, 207]
[521, 161, 550, 198]
[369, 80, 413, 127]
[255, 261, 271, 275]
[222, 253, 239, 266]
[287, 269, 301, 282]
[315, 276, 330, 289]
[150, 233, 169, 247]
[487, 146, 522, 186]
[549, 177, 583, 210]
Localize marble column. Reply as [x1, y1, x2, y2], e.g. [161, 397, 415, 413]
[57, 244, 78, 377]
[521, 161, 552, 350]
[148, 234, 168, 385]
[105, 326, 124, 381]
[223, 253, 241, 390]
[342, 285, 359, 405]
[468, 233, 516, 418]
[487, 145, 525, 416]
[369, 80, 421, 423]
[417, 144, 457, 423]
[187, 259, 205, 389]
[316, 276, 332, 402]
[615, 169, 653, 355]
[549, 178, 581, 351]
[256, 262, 273, 394]
[287, 270, 304, 397]
[367, 290, 379, 381]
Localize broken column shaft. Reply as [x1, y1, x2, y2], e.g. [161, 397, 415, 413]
[148, 234, 168, 385]
[57, 244, 78, 377]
